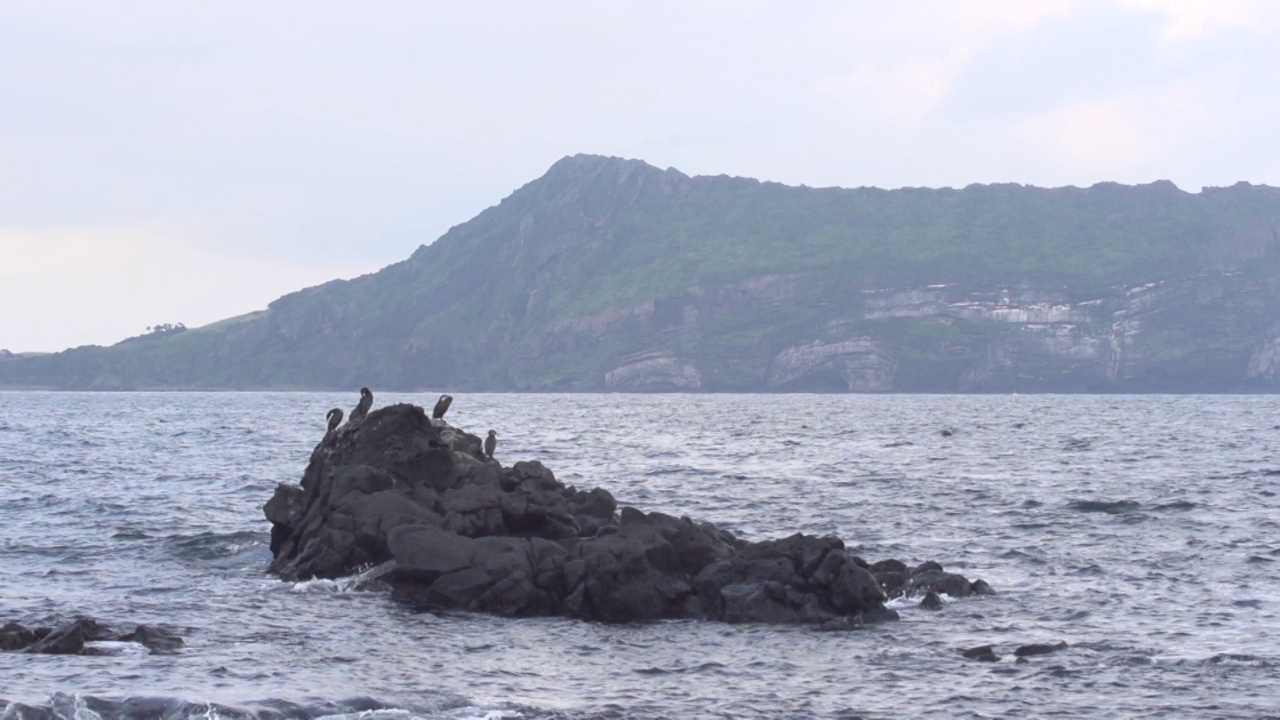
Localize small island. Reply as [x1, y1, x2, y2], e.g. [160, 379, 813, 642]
[264, 403, 993, 624]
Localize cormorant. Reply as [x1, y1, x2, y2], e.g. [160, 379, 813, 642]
[432, 393, 453, 420]
[349, 387, 373, 423]
[326, 407, 343, 431]
[484, 429, 497, 459]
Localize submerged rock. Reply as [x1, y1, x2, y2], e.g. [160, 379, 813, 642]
[264, 403, 990, 624]
[1015, 641, 1069, 658]
[919, 591, 944, 610]
[961, 645, 1001, 662]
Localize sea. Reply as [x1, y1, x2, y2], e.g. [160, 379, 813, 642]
[1, 392, 1278, 719]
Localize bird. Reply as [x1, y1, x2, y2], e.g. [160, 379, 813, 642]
[325, 407, 343, 431]
[484, 430, 497, 459]
[348, 387, 373, 423]
[432, 393, 453, 420]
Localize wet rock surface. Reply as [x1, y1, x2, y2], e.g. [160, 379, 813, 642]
[265, 403, 993, 624]
[1, 617, 184, 655]
[961, 645, 1001, 662]
[960, 641, 1070, 663]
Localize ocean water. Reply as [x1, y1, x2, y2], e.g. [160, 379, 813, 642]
[1, 392, 1278, 719]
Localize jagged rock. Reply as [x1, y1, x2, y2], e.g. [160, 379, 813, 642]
[919, 591, 944, 610]
[0, 622, 37, 651]
[873, 570, 908, 599]
[562, 529, 696, 622]
[861, 606, 901, 624]
[263, 402, 990, 624]
[914, 560, 944, 574]
[907, 568, 975, 598]
[22, 617, 109, 654]
[869, 559, 908, 573]
[0, 618, 182, 655]
[692, 533, 885, 624]
[971, 578, 996, 595]
[120, 625, 184, 654]
[961, 645, 1000, 662]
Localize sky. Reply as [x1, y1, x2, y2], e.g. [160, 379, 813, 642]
[3, 0, 1279, 352]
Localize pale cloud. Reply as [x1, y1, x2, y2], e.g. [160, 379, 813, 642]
[811, 58, 953, 126]
[801, 0, 1280, 188]
[2, 0, 1279, 352]
[809, 1, 1078, 125]
[1001, 3, 1279, 186]
[1012, 87, 1193, 178]
[1120, 0, 1280, 42]
[0, 223, 380, 352]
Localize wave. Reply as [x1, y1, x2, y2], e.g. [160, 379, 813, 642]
[1061, 438, 1093, 452]
[288, 561, 398, 594]
[633, 661, 728, 676]
[640, 465, 715, 478]
[998, 549, 1048, 564]
[165, 530, 271, 565]
[0, 693, 534, 720]
[1202, 652, 1275, 667]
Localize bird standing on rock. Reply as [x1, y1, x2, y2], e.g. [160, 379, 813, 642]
[325, 408, 343, 431]
[484, 430, 497, 459]
[348, 387, 373, 423]
[432, 394, 453, 420]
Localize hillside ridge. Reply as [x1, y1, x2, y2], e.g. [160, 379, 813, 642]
[5, 154, 1280, 392]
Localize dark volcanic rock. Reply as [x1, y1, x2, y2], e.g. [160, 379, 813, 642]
[971, 578, 997, 595]
[961, 645, 1001, 662]
[0, 622, 38, 651]
[908, 568, 976, 599]
[23, 617, 110, 654]
[1015, 641, 1069, 657]
[264, 402, 988, 624]
[873, 570, 909, 599]
[913, 560, 944, 574]
[1, 618, 183, 655]
[121, 624, 185, 654]
[870, 559, 908, 574]
[919, 591, 944, 610]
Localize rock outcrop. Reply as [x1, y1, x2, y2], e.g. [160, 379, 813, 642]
[1, 617, 183, 655]
[265, 403, 992, 625]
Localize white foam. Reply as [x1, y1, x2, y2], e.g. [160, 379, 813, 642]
[70, 695, 102, 720]
[444, 710, 525, 720]
[288, 561, 397, 594]
[83, 640, 149, 656]
[312, 710, 413, 720]
[884, 592, 954, 610]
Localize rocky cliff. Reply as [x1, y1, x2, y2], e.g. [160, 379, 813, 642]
[4, 155, 1280, 392]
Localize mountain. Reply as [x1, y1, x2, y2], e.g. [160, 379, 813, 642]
[6, 154, 1280, 392]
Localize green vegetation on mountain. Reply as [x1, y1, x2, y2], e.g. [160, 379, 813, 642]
[4, 154, 1280, 392]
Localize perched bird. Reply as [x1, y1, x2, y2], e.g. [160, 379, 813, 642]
[432, 393, 453, 420]
[348, 387, 373, 423]
[484, 430, 497, 459]
[325, 407, 343, 431]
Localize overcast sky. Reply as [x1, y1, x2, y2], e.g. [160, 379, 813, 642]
[3, 0, 1279, 352]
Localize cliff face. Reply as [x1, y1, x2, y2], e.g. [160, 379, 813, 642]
[4, 155, 1280, 392]
[525, 266, 1280, 392]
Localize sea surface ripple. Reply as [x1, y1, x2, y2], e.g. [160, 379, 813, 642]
[1, 392, 1278, 718]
